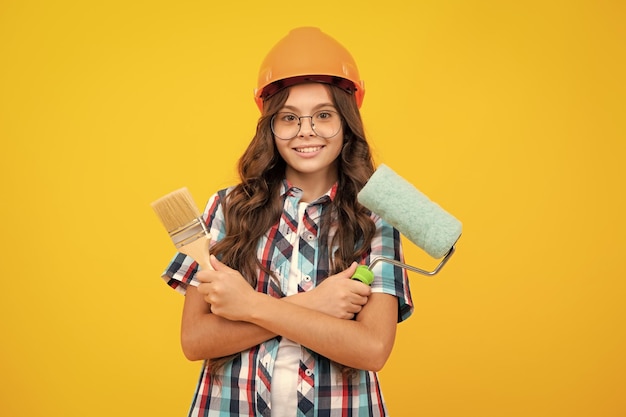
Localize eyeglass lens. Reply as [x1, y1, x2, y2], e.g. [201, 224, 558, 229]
[271, 110, 341, 140]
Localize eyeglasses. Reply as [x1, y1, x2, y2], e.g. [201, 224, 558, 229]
[271, 110, 342, 140]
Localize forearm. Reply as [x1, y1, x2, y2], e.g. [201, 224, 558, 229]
[181, 312, 274, 361]
[244, 292, 397, 371]
[196, 258, 397, 370]
[181, 285, 271, 360]
[181, 287, 339, 361]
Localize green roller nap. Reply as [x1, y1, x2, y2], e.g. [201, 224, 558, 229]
[358, 164, 462, 259]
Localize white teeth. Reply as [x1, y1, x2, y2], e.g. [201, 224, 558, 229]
[295, 146, 322, 153]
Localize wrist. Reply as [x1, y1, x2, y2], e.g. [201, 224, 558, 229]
[245, 291, 272, 323]
[283, 290, 309, 308]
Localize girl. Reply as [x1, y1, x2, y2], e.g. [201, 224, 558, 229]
[162, 27, 413, 416]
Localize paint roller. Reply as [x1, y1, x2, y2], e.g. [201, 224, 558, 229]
[351, 164, 462, 285]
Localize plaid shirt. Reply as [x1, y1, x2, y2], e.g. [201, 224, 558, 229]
[162, 180, 413, 417]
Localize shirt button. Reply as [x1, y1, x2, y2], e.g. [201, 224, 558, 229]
[305, 233, 315, 241]
[303, 275, 311, 282]
[305, 369, 313, 376]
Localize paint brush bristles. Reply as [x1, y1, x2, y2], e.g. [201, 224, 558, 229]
[151, 187, 202, 233]
[151, 187, 213, 272]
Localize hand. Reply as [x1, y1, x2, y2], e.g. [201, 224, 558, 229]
[195, 255, 259, 321]
[302, 262, 372, 320]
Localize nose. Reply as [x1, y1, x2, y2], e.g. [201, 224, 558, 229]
[298, 116, 315, 137]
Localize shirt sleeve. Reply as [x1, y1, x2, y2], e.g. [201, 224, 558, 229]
[368, 214, 414, 322]
[159, 189, 228, 295]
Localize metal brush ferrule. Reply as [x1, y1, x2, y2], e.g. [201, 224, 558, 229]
[369, 245, 456, 276]
[169, 217, 210, 248]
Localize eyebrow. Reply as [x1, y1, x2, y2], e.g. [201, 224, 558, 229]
[280, 102, 337, 113]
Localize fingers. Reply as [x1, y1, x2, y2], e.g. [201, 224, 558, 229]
[343, 297, 369, 319]
[196, 270, 211, 283]
[347, 293, 369, 309]
[195, 282, 211, 302]
[194, 259, 252, 312]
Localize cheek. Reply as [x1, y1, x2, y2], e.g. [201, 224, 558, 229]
[330, 142, 343, 159]
[329, 135, 345, 158]
[274, 140, 290, 159]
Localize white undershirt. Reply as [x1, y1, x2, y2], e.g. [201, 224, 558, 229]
[271, 202, 307, 416]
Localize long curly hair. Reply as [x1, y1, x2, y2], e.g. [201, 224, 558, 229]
[208, 83, 376, 376]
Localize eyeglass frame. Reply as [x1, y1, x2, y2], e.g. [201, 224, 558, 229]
[270, 109, 343, 140]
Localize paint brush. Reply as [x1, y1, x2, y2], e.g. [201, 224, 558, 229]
[151, 187, 213, 273]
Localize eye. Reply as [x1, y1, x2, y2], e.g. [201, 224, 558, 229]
[279, 112, 299, 123]
[315, 110, 336, 121]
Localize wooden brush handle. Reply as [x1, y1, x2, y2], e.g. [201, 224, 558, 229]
[179, 235, 214, 271]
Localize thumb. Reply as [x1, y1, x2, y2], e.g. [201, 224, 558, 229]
[342, 262, 358, 278]
[209, 254, 231, 272]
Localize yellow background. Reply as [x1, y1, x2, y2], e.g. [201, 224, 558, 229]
[1, 0, 624, 416]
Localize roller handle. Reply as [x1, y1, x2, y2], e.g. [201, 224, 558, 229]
[351, 265, 374, 285]
[350, 245, 457, 286]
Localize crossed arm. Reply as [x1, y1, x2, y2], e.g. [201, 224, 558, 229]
[181, 256, 399, 371]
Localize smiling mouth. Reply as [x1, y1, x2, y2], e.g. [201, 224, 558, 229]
[294, 146, 323, 153]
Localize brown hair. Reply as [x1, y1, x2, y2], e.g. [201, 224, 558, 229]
[208, 83, 376, 375]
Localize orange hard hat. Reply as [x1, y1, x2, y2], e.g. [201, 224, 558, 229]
[254, 27, 365, 112]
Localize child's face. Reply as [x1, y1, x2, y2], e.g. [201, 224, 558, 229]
[274, 83, 344, 184]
